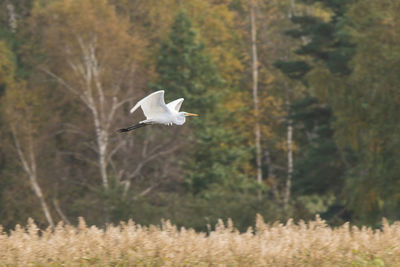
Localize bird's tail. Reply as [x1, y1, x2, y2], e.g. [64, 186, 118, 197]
[118, 123, 148, 133]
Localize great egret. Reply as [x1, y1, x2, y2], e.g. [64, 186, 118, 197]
[118, 90, 198, 132]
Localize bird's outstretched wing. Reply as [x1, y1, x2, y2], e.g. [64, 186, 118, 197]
[166, 98, 184, 112]
[130, 90, 170, 118]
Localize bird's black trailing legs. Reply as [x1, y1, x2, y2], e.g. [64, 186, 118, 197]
[118, 122, 149, 133]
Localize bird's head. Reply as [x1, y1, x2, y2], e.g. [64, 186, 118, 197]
[175, 112, 198, 125]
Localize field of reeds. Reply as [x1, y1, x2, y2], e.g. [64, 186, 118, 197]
[1, 215, 400, 266]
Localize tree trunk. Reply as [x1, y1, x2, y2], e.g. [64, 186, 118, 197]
[77, 37, 110, 190]
[94, 119, 109, 190]
[5, 0, 17, 32]
[11, 128, 55, 229]
[29, 170, 55, 229]
[284, 118, 293, 208]
[288, 0, 296, 18]
[250, 0, 263, 186]
[53, 198, 71, 225]
[284, 0, 297, 209]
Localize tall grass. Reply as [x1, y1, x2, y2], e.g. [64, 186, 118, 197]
[1, 215, 399, 266]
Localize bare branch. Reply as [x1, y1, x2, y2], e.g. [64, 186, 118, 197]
[126, 143, 181, 181]
[53, 198, 71, 225]
[67, 59, 86, 82]
[40, 67, 95, 111]
[106, 141, 124, 165]
[105, 96, 135, 131]
[39, 67, 79, 96]
[59, 151, 99, 167]
[141, 139, 149, 158]
[139, 184, 157, 197]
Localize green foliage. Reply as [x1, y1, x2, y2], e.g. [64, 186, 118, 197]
[0, 0, 399, 231]
[124, 190, 283, 233]
[155, 10, 223, 110]
[277, 0, 355, 76]
[274, 60, 311, 79]
[291, 97, 348, 197]
[0, 41, 15, 90]
[277, 0, 400, 225]
[153, 10, 249, 194]
[315, 0, 400, 224]
[274, 0, 355, 223]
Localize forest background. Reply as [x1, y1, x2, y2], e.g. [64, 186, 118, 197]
[0, 0, 399, 231]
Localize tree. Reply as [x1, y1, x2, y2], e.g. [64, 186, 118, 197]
[153, 10, 248, 193]
[273, 0, 353, 218]
[249, 0, 263, 187]
[0, 40, 55, 228]
[276, 0, 400, 225]
[31, 0, 145, 191]
[332, 0, 400, 223]
[296, 0, 400, 224]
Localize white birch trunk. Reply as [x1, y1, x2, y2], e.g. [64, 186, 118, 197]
[5, 0, 17, 32]
[43, 34, 135, 191]
[91, 106, 109, 190]
[29, 169, 55, 229]
[284, 118, 293, 207]
[53, 198, 71, 225]
[11, 127, 55, 229]
[283, 0, 296, 208]
[61, 36, 114, 190]
[250, 0, 263, 185]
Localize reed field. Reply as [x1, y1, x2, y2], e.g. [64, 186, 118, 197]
[1, 215, 400, 266]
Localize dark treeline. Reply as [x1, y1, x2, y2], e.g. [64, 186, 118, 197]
[0, 0, 399, 231]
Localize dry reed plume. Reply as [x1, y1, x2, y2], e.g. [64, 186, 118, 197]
[1, 215, 400, 266]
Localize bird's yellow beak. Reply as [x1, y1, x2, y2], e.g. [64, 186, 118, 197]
[186, 112, 199, 117]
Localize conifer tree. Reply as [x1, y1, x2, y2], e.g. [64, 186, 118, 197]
[276, 0, 400, 224]
[154, 10, 248, 193]
[274, 0, 354, 222]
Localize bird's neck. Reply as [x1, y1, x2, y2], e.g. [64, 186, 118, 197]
[175, 112, 186, 125]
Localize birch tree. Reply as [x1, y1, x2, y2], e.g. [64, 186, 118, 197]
[7, 98, 55, 228]
[283, 89, 293, 208]
[283, 2, 296, 209]
[5, 0, 17, 32]
[249, 0, 263, 185]
[251, 0, 308, 207]
[1, 40, 55, 227]
[32, 0, 145, 190]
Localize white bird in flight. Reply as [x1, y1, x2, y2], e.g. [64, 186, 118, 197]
[118, 90, 198, 132]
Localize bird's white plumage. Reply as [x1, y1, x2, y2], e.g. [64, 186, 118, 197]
[127, 90, 197, 128]
[119, 90, 197, 132]
[130, 90, 170, 118]
[166, 98, 184, 112]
